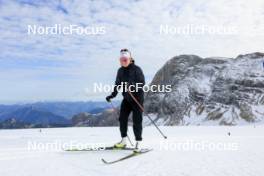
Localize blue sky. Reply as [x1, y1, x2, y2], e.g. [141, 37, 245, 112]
[0, 0, 263, 103]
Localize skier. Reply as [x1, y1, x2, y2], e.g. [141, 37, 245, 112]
[106, 48, 145, 152]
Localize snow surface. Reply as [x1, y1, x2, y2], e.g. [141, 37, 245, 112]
[0, 126, 264, 176]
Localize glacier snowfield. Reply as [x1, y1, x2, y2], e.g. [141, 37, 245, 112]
[0, 126, 263, 176]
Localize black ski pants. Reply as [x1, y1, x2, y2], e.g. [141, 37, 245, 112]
[119, 98, 143, 141]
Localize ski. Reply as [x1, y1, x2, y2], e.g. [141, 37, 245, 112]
[63, 146, 135, 152]
[101, 148, 153, 164]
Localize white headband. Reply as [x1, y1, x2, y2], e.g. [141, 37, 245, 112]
[120, 51, 131, 59]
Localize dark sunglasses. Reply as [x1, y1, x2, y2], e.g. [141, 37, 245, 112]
[120, 48, 129, 52]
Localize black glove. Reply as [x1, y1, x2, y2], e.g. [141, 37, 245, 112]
[106, 95, 113, 102]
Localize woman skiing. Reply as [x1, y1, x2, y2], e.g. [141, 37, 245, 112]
[106, 48, 145, 152]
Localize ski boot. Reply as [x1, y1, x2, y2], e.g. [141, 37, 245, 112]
[114, 137, 127, 149]
[133, 141, 142, 153]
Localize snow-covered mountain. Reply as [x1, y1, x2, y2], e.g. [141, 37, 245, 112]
[144, 52, 264, 125]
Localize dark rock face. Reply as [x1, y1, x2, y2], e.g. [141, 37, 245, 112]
[144, 52, 264, 125]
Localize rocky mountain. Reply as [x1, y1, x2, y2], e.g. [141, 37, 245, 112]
[144, 52, 264, 125]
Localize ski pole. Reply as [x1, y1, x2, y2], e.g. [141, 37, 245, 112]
[109, 101, 134, 146]
[126, 90, 167, 139]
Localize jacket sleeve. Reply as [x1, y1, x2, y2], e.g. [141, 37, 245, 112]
[111, 69, 121, 98]
[136, 67, 145, 86]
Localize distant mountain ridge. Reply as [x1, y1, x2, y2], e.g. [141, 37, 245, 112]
[0, 106, 70, 126]
[0, 101, 119, 129]
[0, 101, 118, 118]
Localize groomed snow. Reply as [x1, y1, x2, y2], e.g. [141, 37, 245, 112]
[0, 126, 263, 176]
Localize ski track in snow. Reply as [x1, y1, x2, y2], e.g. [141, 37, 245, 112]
[0, 126, 263, 176]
